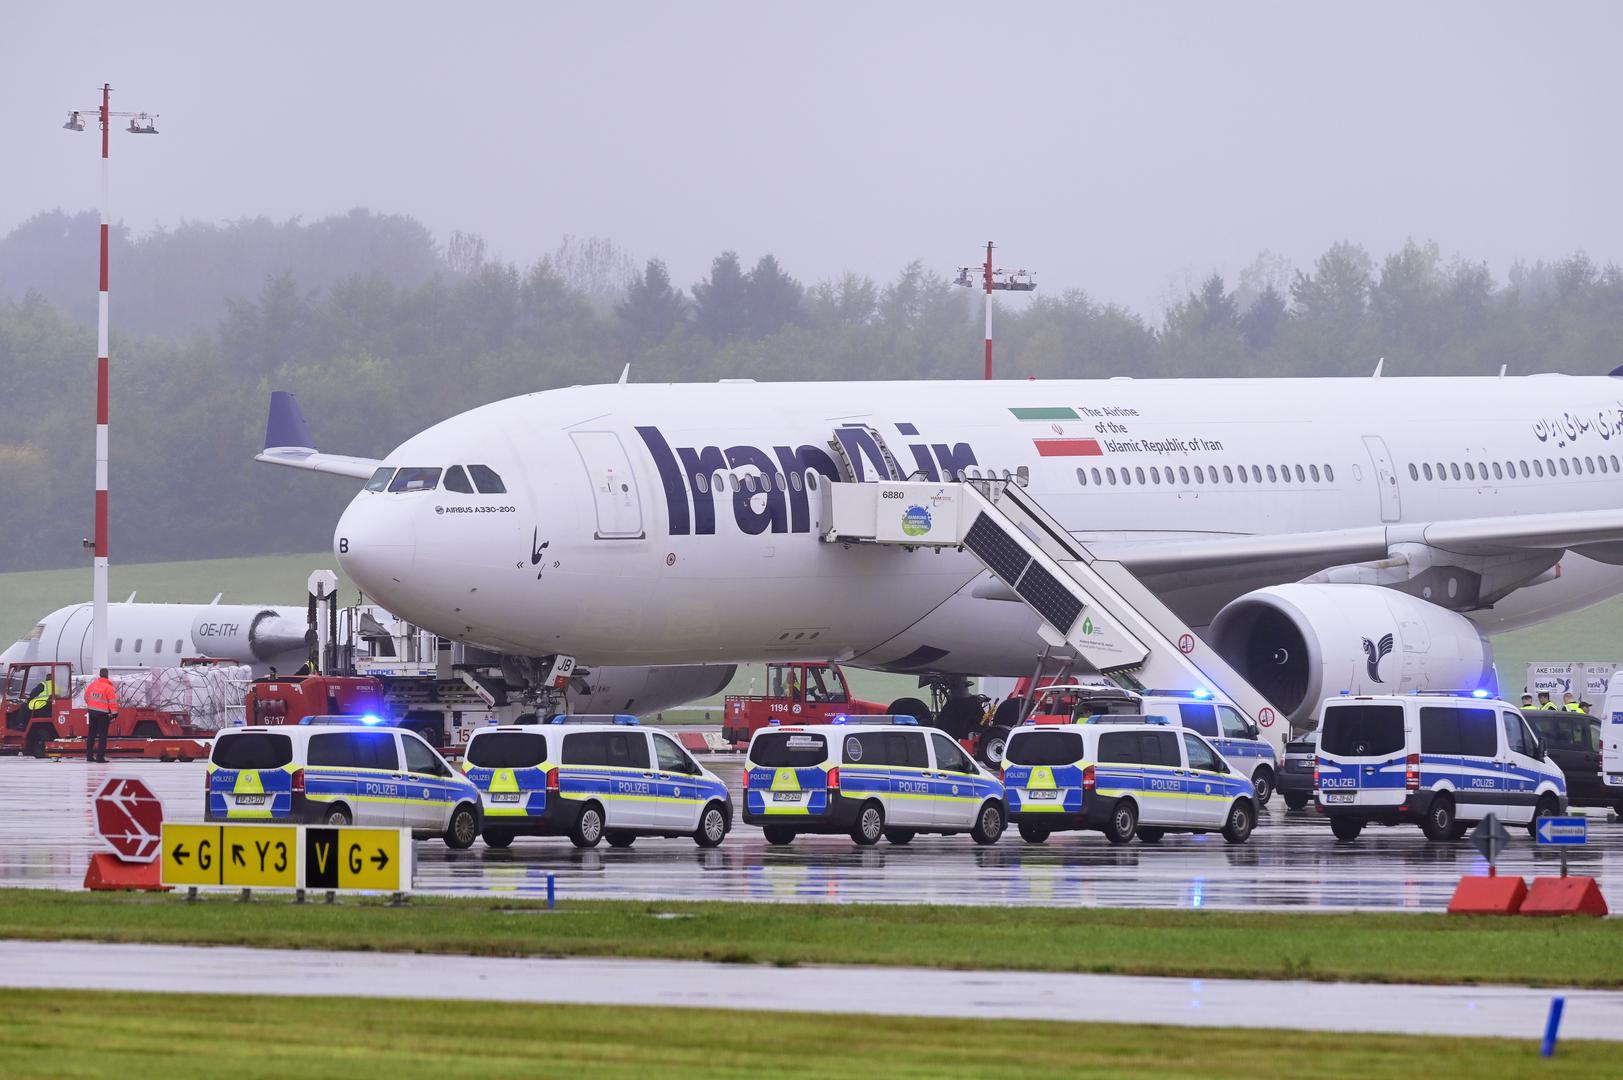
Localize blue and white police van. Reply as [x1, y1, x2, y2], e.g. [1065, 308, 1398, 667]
[1003, 714, 1258, 845]
[461, 716, 732, 849]
[742, 716, 1006, 846]
[1025, 684, 1279, 805]
[1315, 692, 1568, 842]
[207, 718, 484, 848]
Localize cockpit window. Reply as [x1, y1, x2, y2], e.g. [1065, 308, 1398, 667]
[22, 623, 44, 642]
[443, 466, 474, 494]
[364, 467, 394, 493]
[388, 467, 441, 493]
[469, 465, 507, 494]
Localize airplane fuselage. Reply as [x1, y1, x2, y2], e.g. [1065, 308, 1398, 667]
[334, 375, 1623, 674]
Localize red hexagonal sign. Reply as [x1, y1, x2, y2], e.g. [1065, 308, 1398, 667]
[94, 777, 165, 863]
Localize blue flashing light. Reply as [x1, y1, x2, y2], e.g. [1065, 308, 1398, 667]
[767, 718, 781, 726]
[1144, 715, 1171, 725]
[1191, 688, 1212, 700]
[359, 713, 385, 726]
[1471, 688, 1490, 699]
[612, 714, 638, 725]
[893, 716, 918, 725]
[831, 714, 849, 725]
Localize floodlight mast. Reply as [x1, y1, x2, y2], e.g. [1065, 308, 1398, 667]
[61, 84, 159, 676]
[954, 241, 1036, 379]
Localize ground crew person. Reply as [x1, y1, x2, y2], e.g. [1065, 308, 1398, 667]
[84, 668, 118, 763]
[1537, 691, 1558, 710]
[27, 675, 55, 719]
[1520, 693, 1535, 708]
[1563, 692, 1586, 713]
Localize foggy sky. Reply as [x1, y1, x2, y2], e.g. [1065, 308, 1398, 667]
[4, 1, 1622, 318]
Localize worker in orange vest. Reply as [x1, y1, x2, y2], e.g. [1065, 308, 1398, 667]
[83, 668, 118, 764]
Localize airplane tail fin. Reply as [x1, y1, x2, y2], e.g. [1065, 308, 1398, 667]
[265, 390, 315, 451]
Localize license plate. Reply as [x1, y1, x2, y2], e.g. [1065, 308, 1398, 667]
[1323, 792, 1355, 804]
[490, 793, 520, 803]
[772, 791, 803, 803]
[235, 795, 265, 806]
[1026, 789, 1058, 800]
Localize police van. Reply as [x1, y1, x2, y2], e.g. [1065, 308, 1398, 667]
[1003, 715, 1258, 845]
[1025, 684, 1279, 805]
[1315, 692, 1568, 842]
[207, 719, 484, 848]
[742, 716, 1006, 846]
[461, 716, 732, 849]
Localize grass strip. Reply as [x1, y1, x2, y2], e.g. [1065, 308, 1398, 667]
[0, 989, 1616, 1079]
[2, 888, 1621, 988]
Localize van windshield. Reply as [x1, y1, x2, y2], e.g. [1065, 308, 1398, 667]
[1321, 705, 1405, 757]
[212, 732, 293, 770]
[750, 731, 827, 767]
[1005, 730, 1085, 766]
[467, 731, 549, 768]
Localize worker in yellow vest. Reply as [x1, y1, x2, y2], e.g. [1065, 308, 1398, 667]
[1562, 692, 1587, 714]
[83, 669, 119, 764]
[27, 676, 55, 718]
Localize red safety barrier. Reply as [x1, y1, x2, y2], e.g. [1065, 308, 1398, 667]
[1521, 876, 1609, 917]
[678, 731, 710, 754]
[83, 852, 167, 891]
[1447, 874, 1528, 915]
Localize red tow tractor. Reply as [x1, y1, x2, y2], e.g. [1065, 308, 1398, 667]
[722, 662, 892, 748]
[1, 661, 216, 762]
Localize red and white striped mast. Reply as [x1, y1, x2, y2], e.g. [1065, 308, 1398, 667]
[954, 242, 1036, 380]
[63, 85, 158, 675]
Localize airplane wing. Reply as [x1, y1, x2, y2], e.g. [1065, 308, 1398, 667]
[253, 391, 381, 481]
[1089, 507, 1623, 574]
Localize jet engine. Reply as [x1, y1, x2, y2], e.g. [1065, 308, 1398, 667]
[188, 607, 309, 665]
[1208, 583, 1493, 724]
[570, 664, 738, 717]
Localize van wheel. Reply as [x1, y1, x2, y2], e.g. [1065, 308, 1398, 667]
[1283, 792, 1310, 811]
[970, 801, 1005, 845]
[444, 804, 479, 849]
[977, 726, 1012, 767]
[851, 801, 885, 846]
[1251, 768, 1274, 807]
[1222, 800, 1255, 844]
[571, 803, 605, 848]
[1420, 795, 1456, 841]
[1137, 827, 1165, 844]
[1528, 795, 1562, 840]
[762, 826, 796, 846]
[1330, 816, 1363, 841]
[482, 829, 514, 849]
[694, 802, 727, 848]
[606, 832, 636, 849]
[1017, 822, 1049, 844]
[1104, 799, 1138, 845]
[323, 805, 352, 827]
[884, 829, 915, 845]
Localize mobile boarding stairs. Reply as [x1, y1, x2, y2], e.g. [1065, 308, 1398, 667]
[819, 478, 1289, 754]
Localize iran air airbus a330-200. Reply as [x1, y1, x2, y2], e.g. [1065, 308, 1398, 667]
[257, 373, 1623, 731]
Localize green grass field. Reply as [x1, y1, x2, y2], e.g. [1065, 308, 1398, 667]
[4, 890, 1621, 989]
[4, 551, 1620, 711]
[1, 990, 1613, 1079]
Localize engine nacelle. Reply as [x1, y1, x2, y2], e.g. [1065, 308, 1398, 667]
[189, 607, 309, 664]
[1208, 583, 1493, 724]
[571, 664, 738, 717]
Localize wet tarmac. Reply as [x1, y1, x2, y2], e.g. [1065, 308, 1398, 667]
[4, 939, 1620, 1039]
[4, 757, 1620, 911]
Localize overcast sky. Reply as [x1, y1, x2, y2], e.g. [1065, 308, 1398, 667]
[4, 1, 1621, 317]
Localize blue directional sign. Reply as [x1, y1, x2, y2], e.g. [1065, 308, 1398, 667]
[1535, 817, 1588, 846]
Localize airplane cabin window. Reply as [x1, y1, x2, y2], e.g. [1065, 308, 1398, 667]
[1237, 465, 1249, 484]
[1194, 466, 1205, 484]
[1520, 460, 1530, 478]
[1106, 467, 1117, 485]
[1408, 463, 1418, 480]
[1325, 465, 1335, 481]
[443, 465, 474, 494]
[1076, 467, 1087, 485]
[389, 467, 441, 493]
[1150, 467, 1161, 484]
[1547, 458, 1556, 475]
[364, 468, 395, 493]
[1017, 466, 1029, 486]
[175, 639, 182, 653]
[1601, 457, 1610, 475]
[1422, 463, 1433, 480]
[1586, 456, 1596, 474]
[1122, 468, 1133, 486]
[1310, 464, 1321, 482]
[1251, 465, 1263, 483]
[743, 474, 758, 493]
[1091, 468, 1103, 485]
[1560, 459, 1571, 476]
[1135, 467, 1147, 485]
[1179, 466, 1190, 485]
[1449, 463, 1461, 480]
[1464, 463, 1475, 480]
[775, 472, 787, 492]
[695, 473, 709, 494]
[1612, 455, 1620, 472]
[1534, 459, 1544, 477]
[1266, 465, 1277, 483]
[155, 640, 163, 654]
[134, 639, 143, 653]
[115, 638, 123, 652]
[806, 471, 819, 491]
[1492, 462, 1503, 480]
[1223, 465, 1234, 483]
[469, 465, 507, 494]
[790, 471, 803, 492]
[1295, 464, 1305, 483]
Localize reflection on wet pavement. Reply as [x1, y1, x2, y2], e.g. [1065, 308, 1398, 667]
[4, 757, 1619, 910]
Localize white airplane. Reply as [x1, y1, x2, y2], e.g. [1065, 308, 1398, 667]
[256, 375, 1623, 728]
[1, 599, 733, 717]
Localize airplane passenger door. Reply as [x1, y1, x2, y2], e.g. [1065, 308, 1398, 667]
[571, 431, 646, 540]
[1361, 435, 1402, 522]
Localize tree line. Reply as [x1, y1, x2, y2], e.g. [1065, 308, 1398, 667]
[3, 208, 1623, 573]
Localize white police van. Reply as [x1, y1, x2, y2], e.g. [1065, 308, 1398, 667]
[1315, 692, 1568, 842]
[461, 716, 732, 849]
[1024, 684, 1279, 805]
[1002, 714, 1258, 845]
[742, 716, 1006, 846]
[207, 718, 484, 848]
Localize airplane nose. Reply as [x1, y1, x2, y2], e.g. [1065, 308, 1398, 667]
[335, 495, 417, 598]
